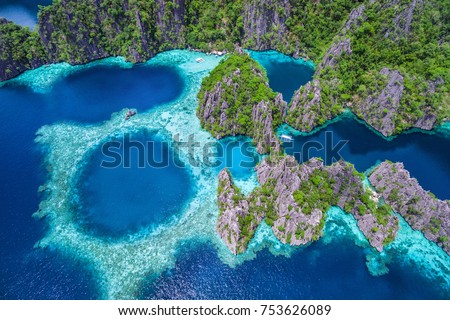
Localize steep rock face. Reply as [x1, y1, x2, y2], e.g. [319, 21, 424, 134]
[197, 54, 286, 154]
[216, 156, 398, 254]
[0, 0, 189, 80]
[198, 70, 284, 154]
[340, 4, 366, 35]
[38, 0, 114, 64]
[326, 161, 398, 251]
[242, 0, 291, 51]
[316, 38, 352, 73]
[286, 79, 326, 131]
[369, 161, 450, 254]
[359, 67, 405, 137]
[251, 99, 283, 153]
[413, 78, 444, 130]
[0, 18, 47, 80]
[155, 0, 186, 50]
[286, 39, 352, 132]
[216, 170, 258, 255]
[37, 0, 161, 64]
[385, 0, 424, 40]
[256, 156, 325, 246]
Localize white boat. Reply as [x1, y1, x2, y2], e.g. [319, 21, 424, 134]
[280, 134, 294, 142]
[195, 57, 205, 63]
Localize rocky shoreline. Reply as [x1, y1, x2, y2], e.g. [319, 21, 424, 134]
[197, 53, 286, 154]
[369, 161, 450, 254]
[217, 155, 398, 254]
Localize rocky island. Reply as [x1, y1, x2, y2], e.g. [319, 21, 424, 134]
[217, 155, 398, 254]
[197, 53, 286, 154]
[369, 161, 450, 254]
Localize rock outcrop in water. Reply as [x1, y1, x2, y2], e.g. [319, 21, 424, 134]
[369, 161, 450, 254]
[217, 155, 398, 254]
[197, 53, 286, 154]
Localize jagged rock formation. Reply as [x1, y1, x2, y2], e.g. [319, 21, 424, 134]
[0, 0, 447, 135]
[286, 0, 448, 137]
[385, 0, 424, 40]
[369, 161, 450, 254]
[216, 155, 398, 254]
[359, 67, 405, 137]
[0, 0, 369, 81]
[242, 0, 291, 51]
[216, 169, 261, 255]
[197, 54, 286, 154]
[286, 79, 330, 131]
[316, 38, 352, 73]
[340, 4, 366, 35]
[285, 39, 351, 131]
[155, 0, 186, 50]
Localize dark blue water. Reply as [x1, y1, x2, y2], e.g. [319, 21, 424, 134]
[0, 0, 52, 28]
[0, 64, 183, 298]
[141, 239, 447, 299]
[78, 131, 192, 237]
[282, 116, 450, 199]
[249, 51, 314, 102]
[1, 52, 449, 300]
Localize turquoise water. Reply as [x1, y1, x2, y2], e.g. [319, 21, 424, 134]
[0, 50, 449, 299]
[215, 137, 260, 180]
[0, 61, 184, 298]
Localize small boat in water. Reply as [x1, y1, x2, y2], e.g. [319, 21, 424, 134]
[196, 57, 205, 63]
[281, 134, 294, 142]
[125, 109, 137, 120]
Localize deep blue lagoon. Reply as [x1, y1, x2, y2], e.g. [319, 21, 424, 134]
[0, 50, 449, 299]
[249, 50, 315, 102]
[78, 131, 192, 238]
[0, 63, 184, 298]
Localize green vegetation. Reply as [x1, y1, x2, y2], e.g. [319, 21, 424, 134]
[429, 217, 442, 235]
[293, 169, 336, 215]
[1, 0, 365, 80]
[197, 53, 282, 153]
[184, 0, 244, 52]
[284, 0, 365, 59]
[2, 0, 449, 137]
[0, 20, 47, 77]
[317, 0, 450, 133]
[218, 157, 398, 253]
